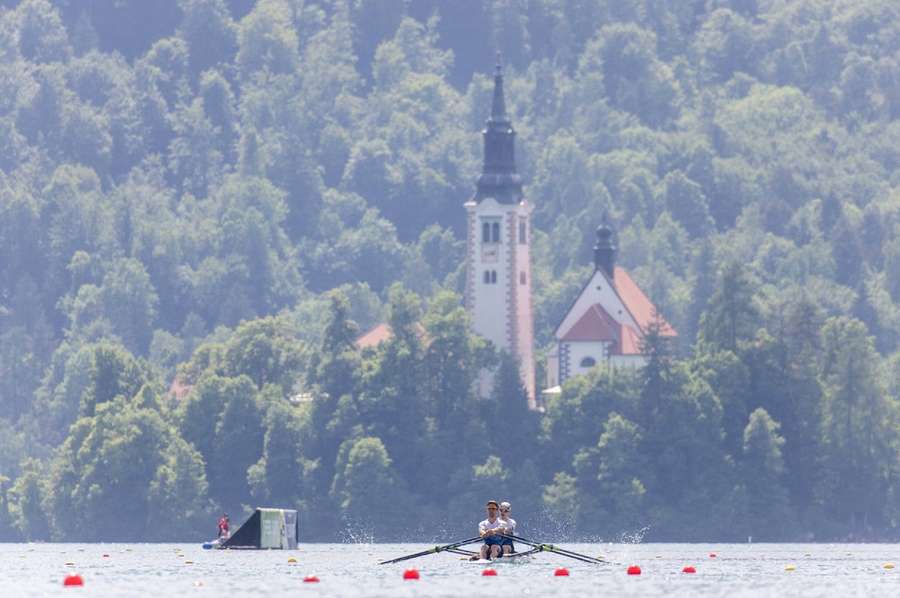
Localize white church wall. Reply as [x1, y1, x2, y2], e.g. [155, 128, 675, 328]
[609, 354, 646, 368]
[562, 340, 608, 380]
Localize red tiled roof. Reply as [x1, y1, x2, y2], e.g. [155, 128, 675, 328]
[561, 304, 619, 342]
[620, 324, 643, 355]
[561, 304, 647, 356]
[612, 267, 677, 337]
[356, 323, 393, 349]
[355, 322, 427, 350]
[167, 376, 193, 401]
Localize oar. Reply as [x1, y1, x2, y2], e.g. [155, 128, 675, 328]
[501, 534, 606, 564]
[525, 540, 606, 564]
[509, 535, 605, 564]
[378, 536, 483, 565]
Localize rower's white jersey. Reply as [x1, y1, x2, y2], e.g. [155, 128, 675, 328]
[479, 518, 504, 534]
[501, 517, 516, 535]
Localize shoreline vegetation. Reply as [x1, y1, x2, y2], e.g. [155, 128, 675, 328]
[0, 0, 898, 543]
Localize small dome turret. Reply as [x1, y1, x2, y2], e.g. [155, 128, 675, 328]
[594, 218, 617, 278]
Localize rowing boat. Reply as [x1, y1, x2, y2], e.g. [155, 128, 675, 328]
[462, 555, 535, 565]
[379, 534, 605, 566]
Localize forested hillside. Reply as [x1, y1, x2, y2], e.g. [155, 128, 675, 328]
[0, 0, 898, 542]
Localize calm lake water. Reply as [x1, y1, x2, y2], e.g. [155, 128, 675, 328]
[1, 542, 897, 597]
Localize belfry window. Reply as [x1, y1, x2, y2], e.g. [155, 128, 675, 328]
[519, 219, 527, 244]
[482, 219, 501, 244]
[491, 270, 497, 284]
[483, 270, 490, 284]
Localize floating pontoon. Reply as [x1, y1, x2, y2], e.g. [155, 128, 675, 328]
[218, 508, 299, 549]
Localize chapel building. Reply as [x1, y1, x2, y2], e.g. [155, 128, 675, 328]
[356, 58, 674, 410]
[545, 222, 677, 391]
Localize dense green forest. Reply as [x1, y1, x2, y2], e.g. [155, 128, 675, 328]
[0, 0, 898, 542]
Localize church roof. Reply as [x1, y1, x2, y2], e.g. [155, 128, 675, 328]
[559, 303, 650, 356]
[620, 323, 643, 354]
[612, 267, 677, 337]
[560, 304, 620, 342]
[554, 266, 676, 353]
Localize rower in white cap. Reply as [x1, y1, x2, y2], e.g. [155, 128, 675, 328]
[498, 501, 516, 555]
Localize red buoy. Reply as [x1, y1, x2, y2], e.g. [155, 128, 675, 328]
[554, 567, 569, 576]
[303, 575, 320, 583]
[682, 566, 696, 574]
[627, 565, 642, 575]
[63, 574, 84, 587]
[482, 567, 497, 576]
[403, 568, 420, 580]
[709, 553, 717, 558]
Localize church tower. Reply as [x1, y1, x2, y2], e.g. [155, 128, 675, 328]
[465, 58, 536, 408]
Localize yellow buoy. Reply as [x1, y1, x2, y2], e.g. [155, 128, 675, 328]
[287, 557, 297, 564]
[184, 560, 194, 565]
[884, 563, 895, 570]
[785, 564, 796, 572]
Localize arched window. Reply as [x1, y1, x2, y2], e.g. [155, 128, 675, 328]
[519, 271, 526, 285]
[490, 270, 497, 284]
[519, 219, 527, 244]
[482, 222, 491, 243]
[580, 356, 597, 368]
[483, 270, 491, 284]
[491, 222, 500, 243]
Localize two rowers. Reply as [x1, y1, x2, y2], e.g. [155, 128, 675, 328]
[476, 500, 517, 560]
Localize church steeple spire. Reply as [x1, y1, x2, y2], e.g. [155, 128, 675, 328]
[475, 54, 522, 204]
[490, 53, 508, 121]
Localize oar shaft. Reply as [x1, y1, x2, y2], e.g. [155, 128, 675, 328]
[501, 534, 605, 564]
[378, 536, 483, 565]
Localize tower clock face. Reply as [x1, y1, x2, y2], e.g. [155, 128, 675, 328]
[482, 246, 499, 262]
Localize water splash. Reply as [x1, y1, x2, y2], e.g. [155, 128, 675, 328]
[617, 525, 651, 544]
[338, 518, 375, 545]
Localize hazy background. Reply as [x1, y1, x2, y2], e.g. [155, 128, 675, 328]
[0, 0, 898, 542]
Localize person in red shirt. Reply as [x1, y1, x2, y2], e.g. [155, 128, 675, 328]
[217, 514, 230, 539]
